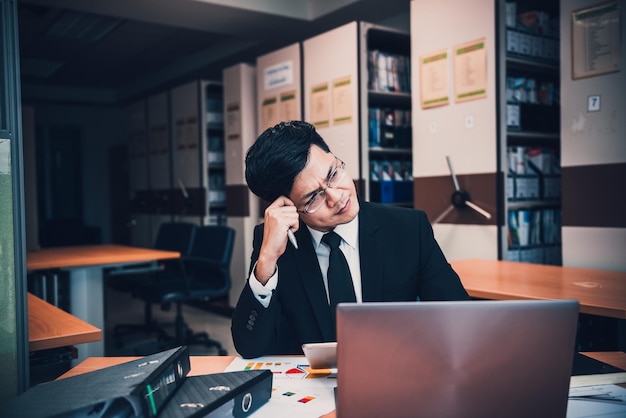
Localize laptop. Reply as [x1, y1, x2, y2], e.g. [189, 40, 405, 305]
[336, 299, 579, 418]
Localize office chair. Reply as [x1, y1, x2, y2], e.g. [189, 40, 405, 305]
[107, 222, 197, 347]
[129, 225, 235, 356]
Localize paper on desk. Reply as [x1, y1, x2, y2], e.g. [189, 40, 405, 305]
[570, 372, 626, 388]
[567, 384, 626, 418]
[225, 356, 336, 418]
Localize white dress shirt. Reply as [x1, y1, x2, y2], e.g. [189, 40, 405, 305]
[249, 215, 362, 307]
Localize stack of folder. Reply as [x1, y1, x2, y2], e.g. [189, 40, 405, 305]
[0, 346, 272, 418]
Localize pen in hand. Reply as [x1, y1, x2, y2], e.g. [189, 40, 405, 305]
[287, 229, 299, 249]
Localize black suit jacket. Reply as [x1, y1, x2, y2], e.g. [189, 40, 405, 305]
[231, 202, 469, 358]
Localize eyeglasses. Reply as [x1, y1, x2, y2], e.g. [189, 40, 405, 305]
[298, 157, 347, 214]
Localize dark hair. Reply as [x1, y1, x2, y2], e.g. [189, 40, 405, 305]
[245, 121, 330, 203]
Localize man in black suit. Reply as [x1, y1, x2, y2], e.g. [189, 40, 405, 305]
[231, 121, 469, 358]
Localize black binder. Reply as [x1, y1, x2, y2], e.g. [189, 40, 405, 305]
[0, 346, 190, 418]
[159, 370, 273, 418]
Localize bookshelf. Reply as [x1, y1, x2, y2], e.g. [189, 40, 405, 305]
[127, 80, 226, 246]
[500, 0, 562, 265]
[204, 82, 227, 225]
[169, 80, 226, 226]
[361, 23, 413, 207]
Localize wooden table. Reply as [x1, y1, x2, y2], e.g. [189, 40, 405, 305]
[452, 259, 626, 319]
[27, 245, 180, 270]
[27, 245, 180, 362]
[59, 352, 626, 418]
[28, 293, 101, 352]
[59, 356, 237, 380]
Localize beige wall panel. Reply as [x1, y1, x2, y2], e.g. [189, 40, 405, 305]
[433, 224, 499, 262]
[224, 64, 257, 185]
[227, 209, 261, 305]
[562, 227, 626, 272]
[170, 81, 202, 189]
[303, 21, 360, 179]
[560, 0, 626, 168]
[223, 63, 259, 306]
[147, 92, 171, 189]
[257, 43, 302, 133]
[411, 0, 497, 177]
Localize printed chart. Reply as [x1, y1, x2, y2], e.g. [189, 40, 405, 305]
[225, 356, 336, 417]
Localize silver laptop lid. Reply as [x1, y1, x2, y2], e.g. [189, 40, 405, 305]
[336, 299, 579, 418]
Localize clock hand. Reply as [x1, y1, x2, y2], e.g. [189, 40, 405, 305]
[446, 155, 460, 191]
[466, 200, 492, 219]
[445, 155, 492, 220]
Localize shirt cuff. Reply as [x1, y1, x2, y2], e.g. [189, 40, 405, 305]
[249, 262, 278, 308]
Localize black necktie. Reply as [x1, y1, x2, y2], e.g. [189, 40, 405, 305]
[322, 231, 356, 326]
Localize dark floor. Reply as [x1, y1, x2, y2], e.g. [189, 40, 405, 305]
[104, 284, 237, 357]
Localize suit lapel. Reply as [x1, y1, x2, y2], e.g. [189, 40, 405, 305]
[358, 202, 384, 302]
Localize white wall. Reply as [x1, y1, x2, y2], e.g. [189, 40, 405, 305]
[560, 0, 626, 271]
[411, 0, 498, 261]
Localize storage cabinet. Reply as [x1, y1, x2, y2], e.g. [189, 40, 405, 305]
[127, 80, 226, 246]
[500, 0, 561, 265]
[204, 82, 227, 225]
[361, 23, 413, 206]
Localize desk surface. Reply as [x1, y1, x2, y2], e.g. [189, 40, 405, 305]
[27, 244, 180, 271]
[59, 352, 626, 380]
[59, 355, 237, 379]
[59, 352, 626, 418]
[452, 259, 626, 319]
[28, 293, 101, 352]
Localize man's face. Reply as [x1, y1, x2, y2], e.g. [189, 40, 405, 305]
[289, 145, 360, 232]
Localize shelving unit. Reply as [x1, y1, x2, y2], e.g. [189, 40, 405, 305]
[499, 0, 561, 265]
[127, 80, 226, 246]
[203, 82, 226, 225]
[360, 23, 413, 207]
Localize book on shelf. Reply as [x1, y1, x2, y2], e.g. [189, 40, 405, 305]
[368, 107, 412, 148]
[368, 50, 411, 94]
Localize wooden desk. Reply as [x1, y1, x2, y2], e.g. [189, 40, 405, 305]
[60, 353, 626, 381]
[59, 356, 237, 380]
[27, 245, 180, 361]
[452, 259, 626, 319]
[27, 244, 180, 270]
[59, 352, 626, 418]
[28, 293, 101, 352]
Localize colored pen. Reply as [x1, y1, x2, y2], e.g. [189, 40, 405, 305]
[287, 229, 299, 249]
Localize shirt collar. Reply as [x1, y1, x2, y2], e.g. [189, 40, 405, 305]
[308, 214, 359, 250]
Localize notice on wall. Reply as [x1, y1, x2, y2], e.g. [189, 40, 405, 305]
[261, 96, 279, 131]
[310, 82, 330, 128]
[453, 38, 487, 103]
[420, 49, 450, 109]
[571, 1, 620, 79]
[226, 102, 241, 140]
[264, 60, 293, 90]
[332, 75, 353, 125]
[280, 90, 299, 122]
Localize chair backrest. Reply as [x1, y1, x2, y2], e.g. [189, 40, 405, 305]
[154, 222, 197, 256]
[189, 225, 235, 268]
